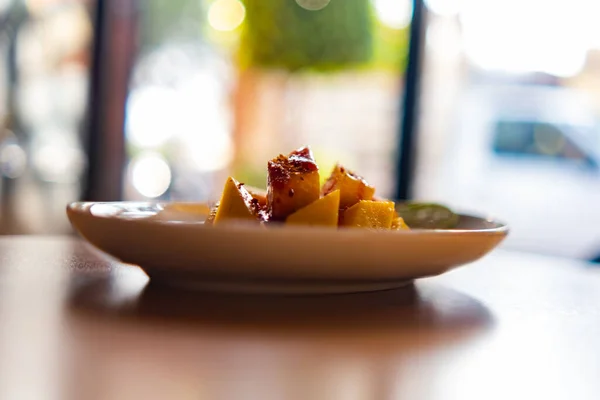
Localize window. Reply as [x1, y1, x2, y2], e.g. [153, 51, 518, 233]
[492, 120, 591, 163]
[413, 0, 600, 261]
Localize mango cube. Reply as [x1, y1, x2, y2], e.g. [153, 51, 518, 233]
[286, 190, 340, 227]
[213, 177, 260, 225]
[267, 146, 320, 220]
[342, 200, 395, 229]
[246, 185, 267, 208]
[391, 216, 410, 230]
[321, 164, 375, 210]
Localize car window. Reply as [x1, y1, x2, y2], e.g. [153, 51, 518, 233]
[492, 120, 591, 162]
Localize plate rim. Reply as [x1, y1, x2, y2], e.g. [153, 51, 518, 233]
[66, 201, 509, 237]
[66, 201, 509, 293]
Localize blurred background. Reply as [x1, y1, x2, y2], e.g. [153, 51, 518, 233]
[1, 0, 600, 263]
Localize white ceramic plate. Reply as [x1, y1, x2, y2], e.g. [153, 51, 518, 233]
[67, 202, 508, 294]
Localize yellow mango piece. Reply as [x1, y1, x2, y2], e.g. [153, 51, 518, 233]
[286, 190, 340, 227]
[391, 216, 410, 230]
[321, 164, 375, 210]
[213, 177, 260, 225]
[343, 200, 395, 229]
[245, 185, 267, 208]
[267, 146, 320, 220]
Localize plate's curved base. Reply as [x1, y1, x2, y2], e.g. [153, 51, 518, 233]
[67, 202, 508, 291]
[146, 273, 414, 295]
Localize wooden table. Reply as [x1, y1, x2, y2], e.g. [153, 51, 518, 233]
[0, 236, 599, 400]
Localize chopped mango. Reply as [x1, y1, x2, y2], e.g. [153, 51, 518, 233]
[342, 200, 395, 229]
[286, 190, 340, 227]
[321, 164, 376, 210]
[246, 185, 267, 208]
[391, 216, 410, 230]
[213, 177, 260, 225]
[267, 146, 320, 220]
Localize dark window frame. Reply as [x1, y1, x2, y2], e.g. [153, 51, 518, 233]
[82, 0, 138, 201]
[394, 0, 427, 201]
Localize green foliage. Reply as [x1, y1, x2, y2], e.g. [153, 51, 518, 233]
[137, 0, 409, 72]
[238, 0, 373, 72]
[371, 20, 410, 72]
[232, 164, 267, 189]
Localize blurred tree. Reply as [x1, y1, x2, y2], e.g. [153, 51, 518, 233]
[229, 0, 410, 188]
[371, 19, 410, 72]
[238, 0, 373, 72]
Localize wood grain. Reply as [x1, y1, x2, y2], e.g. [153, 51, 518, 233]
[0, 236, 598, 400]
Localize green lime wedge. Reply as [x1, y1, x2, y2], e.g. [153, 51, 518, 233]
[396, 202, 459, 229]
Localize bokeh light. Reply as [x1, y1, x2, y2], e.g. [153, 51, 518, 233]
[424, 0, 462, 16]
[32, 144, 85, 183]
[0, 143, 27, 179]
[29, 127, 85, 183]
[373, 0, 413, 29]
[208, 0, 246, 32]
[533, 125, 566, 156]
[185, 127, 233, 172]
[295, 0, 331, 11]
[130, 153, 172, 198]
[126, 86, 176, 149]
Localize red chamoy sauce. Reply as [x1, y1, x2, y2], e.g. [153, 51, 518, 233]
[267, 146, 318, 189]
[235, 182, 269, 221]
[267, 146, 318, 220]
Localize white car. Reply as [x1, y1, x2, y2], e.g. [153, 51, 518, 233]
[437, 84, 600, 261]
